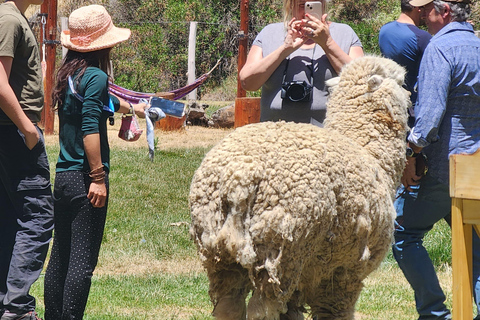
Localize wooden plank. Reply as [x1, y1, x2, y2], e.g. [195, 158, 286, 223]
[450, 150, 480, 200]
[452, 198, 473, 320]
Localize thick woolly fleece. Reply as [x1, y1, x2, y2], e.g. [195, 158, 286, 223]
[189, 56, 410, 320]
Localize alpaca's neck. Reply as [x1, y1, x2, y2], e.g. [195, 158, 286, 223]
[326, 121, 407, 191]
[362, 135, 406, 191]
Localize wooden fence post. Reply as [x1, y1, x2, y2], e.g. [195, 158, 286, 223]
[188, 22, 198, 101]
[40, 0, 57, 135]
[234, 97, 261, 128]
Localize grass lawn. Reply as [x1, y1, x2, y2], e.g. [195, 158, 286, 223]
[31, 121, 457, 319]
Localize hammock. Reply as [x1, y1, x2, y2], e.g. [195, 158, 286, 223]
[109, 58, 221, 104]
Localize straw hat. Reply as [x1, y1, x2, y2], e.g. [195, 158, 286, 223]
[61, 5, 131, 52]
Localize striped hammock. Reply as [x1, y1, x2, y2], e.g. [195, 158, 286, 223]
[109, 59, 221, 104]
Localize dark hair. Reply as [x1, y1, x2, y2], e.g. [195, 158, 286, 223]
[401, 0, 415, 12]
[52, 48, 112, 109]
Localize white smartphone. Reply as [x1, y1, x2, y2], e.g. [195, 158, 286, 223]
[305, 1, 323, 20]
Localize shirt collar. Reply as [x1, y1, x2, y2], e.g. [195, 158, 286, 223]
[433, 21, 474, 40]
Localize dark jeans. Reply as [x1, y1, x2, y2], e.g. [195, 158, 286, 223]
[44, 171, 109, 320]
[393, 173, 480, 319]
[0, 125, 54, 316]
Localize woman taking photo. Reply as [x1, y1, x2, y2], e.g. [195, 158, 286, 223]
[239, 0, 364, 126]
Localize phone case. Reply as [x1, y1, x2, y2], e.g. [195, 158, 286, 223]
[305, 1, 323, 19]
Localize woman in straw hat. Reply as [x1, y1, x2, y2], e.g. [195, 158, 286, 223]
[43, 5, 146, 319]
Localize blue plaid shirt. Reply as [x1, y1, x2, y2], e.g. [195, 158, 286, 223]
[408, 22, 480, 184]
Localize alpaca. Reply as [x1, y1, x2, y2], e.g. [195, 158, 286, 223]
[189, 56, 410, 320]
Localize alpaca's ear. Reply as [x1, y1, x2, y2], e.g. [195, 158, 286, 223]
[325, 77, 340, 88]
[367, 75, 383, 91]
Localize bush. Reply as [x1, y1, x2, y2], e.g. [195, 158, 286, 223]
[55, 0, 456, 98]
[109, 0, 245, 97]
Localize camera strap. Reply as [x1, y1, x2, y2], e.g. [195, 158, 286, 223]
[282, 45, 316, 87]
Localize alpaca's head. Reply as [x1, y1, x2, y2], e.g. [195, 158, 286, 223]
[324, 55, 410, 144]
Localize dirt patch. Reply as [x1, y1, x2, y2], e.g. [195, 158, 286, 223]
[95, 255, 205, 276]
[44, 115, 233, 150]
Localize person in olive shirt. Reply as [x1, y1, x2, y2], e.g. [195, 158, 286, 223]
[43, 5, 146, 319]
[0, 0, 54, 319]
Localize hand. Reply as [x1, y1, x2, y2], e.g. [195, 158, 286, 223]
[133, 102, 148, 118]
[284, 18, 307, 50]
[401, 157, 423, 190]
[302, 13, 331, 46]
[23, 125, 40, 150]
[87, 180, 107, 208]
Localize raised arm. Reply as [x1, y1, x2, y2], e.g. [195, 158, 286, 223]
[303, 13, 364, 73]
[112, 95, 148, 118]
[239, 19, 306, 91]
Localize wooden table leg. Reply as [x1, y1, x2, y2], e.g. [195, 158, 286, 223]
[452, 197, 473, 320]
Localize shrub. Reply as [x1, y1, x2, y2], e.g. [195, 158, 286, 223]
[54, 0, 448, 98]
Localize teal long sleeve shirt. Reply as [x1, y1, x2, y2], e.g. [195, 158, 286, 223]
[56, 67, 120, 173]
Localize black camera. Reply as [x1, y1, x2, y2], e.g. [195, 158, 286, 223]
[281, 80, 313, 102]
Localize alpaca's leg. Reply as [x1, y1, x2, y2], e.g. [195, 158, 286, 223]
[280, 295, 305, 320]
[213, 293, 247, 320]
[246, 270, 290, 320]
[307, 268, 362, 320]
[308, 288, 360, 320]
[247, 288, 283, 320]
[247, 290, 304, 320]
[279, 309, 304, 320]
[248, 290, 305, 320]
[208, 264, 250, 320]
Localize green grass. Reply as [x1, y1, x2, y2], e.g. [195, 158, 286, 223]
[106, 148, 206, 259]
[32, 144, 455, 320]
[32, 273, 213, 319]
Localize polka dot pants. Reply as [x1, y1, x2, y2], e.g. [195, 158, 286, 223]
[44, 171, 109, 320]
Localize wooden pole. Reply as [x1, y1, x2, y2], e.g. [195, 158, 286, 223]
[187, 21, 198, 101]
[234, 97, 260, 128]
[40, 0, 57, 135]
[235, 0, 261, 128]
[237, 0, 248, 98]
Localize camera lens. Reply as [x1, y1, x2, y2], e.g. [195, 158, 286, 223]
[288, 83, 307, 101]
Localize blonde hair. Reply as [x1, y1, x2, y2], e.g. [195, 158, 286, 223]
[283, 0, 296, 26]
